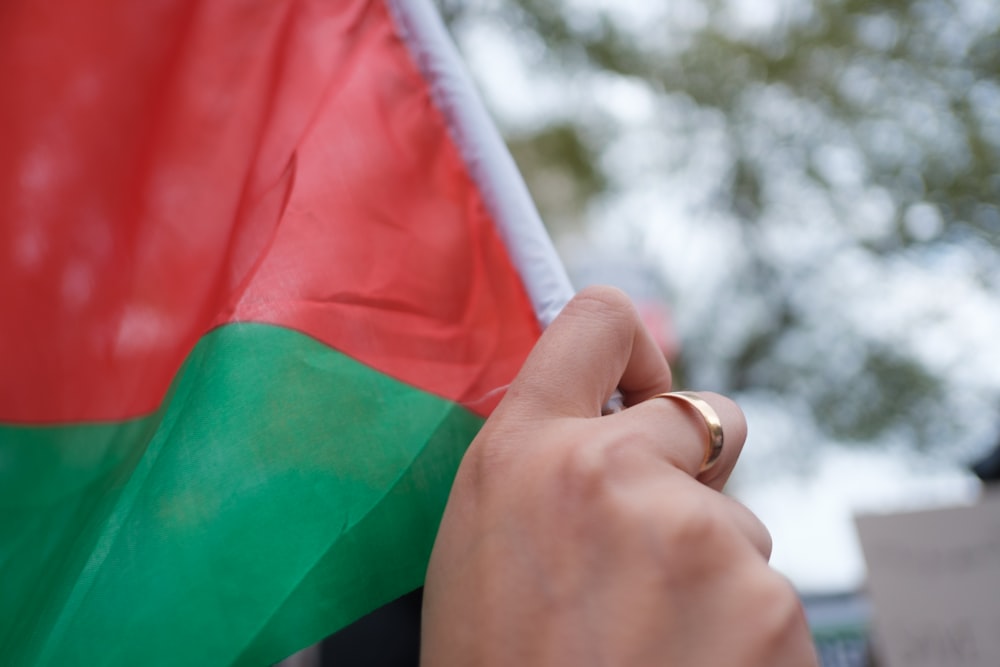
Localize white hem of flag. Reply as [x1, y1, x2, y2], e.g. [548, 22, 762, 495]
[386, 0, 574, 328]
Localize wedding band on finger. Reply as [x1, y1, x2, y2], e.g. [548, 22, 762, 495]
[651, 391, 724, 473]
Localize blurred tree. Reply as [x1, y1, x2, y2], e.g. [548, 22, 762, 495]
[437, 0, 1000, 456]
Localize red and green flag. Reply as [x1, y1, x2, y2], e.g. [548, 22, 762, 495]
[0, 0, 572, 664]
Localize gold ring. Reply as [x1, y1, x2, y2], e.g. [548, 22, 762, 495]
[652, 391, 724, 473]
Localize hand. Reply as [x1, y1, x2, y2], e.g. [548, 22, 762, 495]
[421, 286, 819, 666]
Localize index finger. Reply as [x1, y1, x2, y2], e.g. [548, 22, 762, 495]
[504, 286, 672, 419]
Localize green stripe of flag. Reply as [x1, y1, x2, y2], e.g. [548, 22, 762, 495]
[1, 323, 481, 666]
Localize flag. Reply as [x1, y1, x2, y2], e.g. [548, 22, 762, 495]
[0, 0, 573, 664]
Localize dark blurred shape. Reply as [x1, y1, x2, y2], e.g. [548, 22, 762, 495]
[319, 589, 423, 666]
[971, 441, 1000, 483]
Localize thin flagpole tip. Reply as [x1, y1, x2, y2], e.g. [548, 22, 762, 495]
[385, 0, 575, 329]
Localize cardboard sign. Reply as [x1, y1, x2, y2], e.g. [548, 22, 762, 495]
[855, 490, 1000, 667]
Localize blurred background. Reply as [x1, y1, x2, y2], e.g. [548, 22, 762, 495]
[435, 0, 999, 593]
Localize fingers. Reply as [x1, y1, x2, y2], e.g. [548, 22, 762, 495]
[609, 390, 768, 557]
[613, 391, 748, 491]
[507, 286, 672, 419]
[501, 287, 749, 491]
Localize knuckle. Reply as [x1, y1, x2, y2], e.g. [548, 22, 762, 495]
[556, 436, 636, 503]
[559, 441, 613, 498]
[753, 573, 808, 640]
[662, 497, 730, 550]
[649, 496, 743, 587]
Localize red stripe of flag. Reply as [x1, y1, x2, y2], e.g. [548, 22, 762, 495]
[0, 0, 539, 424]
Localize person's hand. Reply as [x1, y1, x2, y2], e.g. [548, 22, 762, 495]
[421, 286, 819, 666]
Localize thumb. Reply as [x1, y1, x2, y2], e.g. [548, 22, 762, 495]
[504, 286, 673, 419]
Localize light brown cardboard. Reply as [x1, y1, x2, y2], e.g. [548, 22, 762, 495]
[855, 490, 1000, 667]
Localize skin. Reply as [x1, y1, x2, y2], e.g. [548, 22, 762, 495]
[421, 286, 819, 667]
